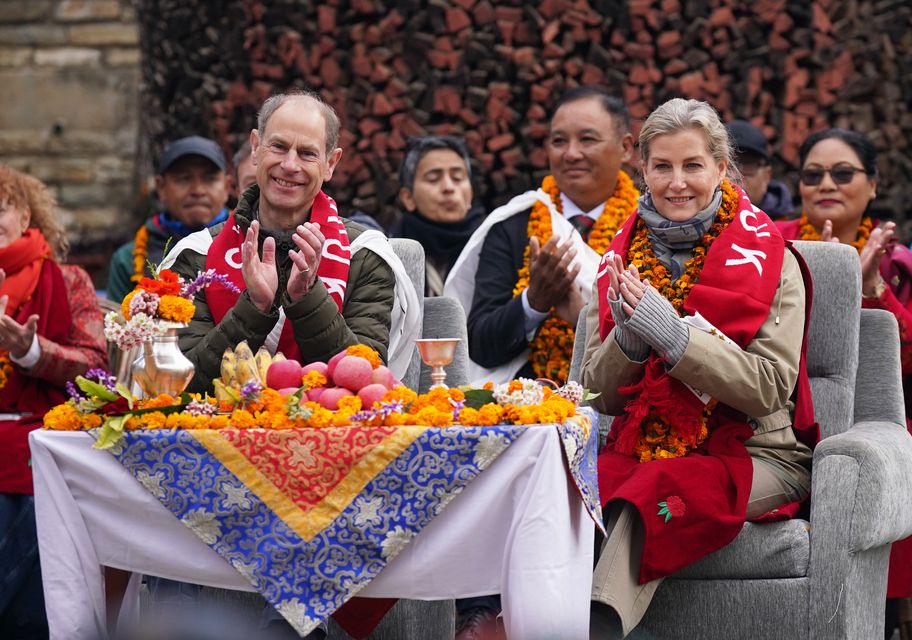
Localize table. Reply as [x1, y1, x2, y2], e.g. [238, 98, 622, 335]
[31, 422, 599, 639]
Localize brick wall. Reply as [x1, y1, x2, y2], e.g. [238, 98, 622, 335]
[0, 0, 140, 284]
[135, 0, 912, 233]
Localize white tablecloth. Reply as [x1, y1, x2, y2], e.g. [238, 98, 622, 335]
[31, 427, 594, 639]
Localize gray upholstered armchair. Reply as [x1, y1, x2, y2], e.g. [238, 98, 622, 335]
[571, 241, 912, 638]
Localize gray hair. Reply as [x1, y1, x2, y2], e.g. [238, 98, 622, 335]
[398, 135, 472, 191]
[256, 90, 342, 156]
[639, 98, 741, 182]
[232, 139, 252, 174]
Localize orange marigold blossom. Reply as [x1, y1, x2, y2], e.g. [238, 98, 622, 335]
[121, 289, 138, 321]
[515, 171, 639, 384]
[626, 180, 739, 462]
[337, 396, 363, 413]
[157, 296, 195, 323]
[302, 370, 327, 390]
[345, 344, 383, 368]
[798, 212, 872, 254]
[43, 404, 87, 431]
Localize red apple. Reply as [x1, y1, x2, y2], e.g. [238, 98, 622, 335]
[326, 351, 348, 382]
[277, 387, 300, 397]
[266, 359, 303, 390]
[332, 356, 374, 392]
[308, 387, 326, 403]
[302, 361, 328, 377]
[358, 383, 388, 409]
[318, 387, 353, 410]
[370, 365, 395, 389]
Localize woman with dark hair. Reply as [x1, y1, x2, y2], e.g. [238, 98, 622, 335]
[390, 135, 484, 296]
[777, 128, 912, 635]
[0, 164, 107, 636]
[582, 98, 815, 638]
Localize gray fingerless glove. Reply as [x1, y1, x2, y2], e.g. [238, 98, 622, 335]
[626, 287, 690, 366]
[608, 295, 650, 362]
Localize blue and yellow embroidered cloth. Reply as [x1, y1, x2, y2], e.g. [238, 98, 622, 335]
[108, 417, 599, 636]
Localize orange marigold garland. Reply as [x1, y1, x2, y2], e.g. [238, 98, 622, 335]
[797, 212, 872, 254]
[0, 353, 12, 392]
[627, 180, 739, 462]
[131, 225, 149, 284]
[515, 171, 640, 383]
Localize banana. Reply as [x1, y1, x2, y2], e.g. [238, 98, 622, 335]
[220, 348, 237, 386]
[235, 358, 260, 386]
[233, 340, 261, 385]
[234, 340, 255, 364]
[255, 347, 273, 383]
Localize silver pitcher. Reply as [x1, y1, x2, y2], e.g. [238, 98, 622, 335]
[132, 325, 195, 398]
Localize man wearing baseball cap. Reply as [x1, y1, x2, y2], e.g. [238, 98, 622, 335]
[107, 135, 231, 302]
[727, 120, 795, 220]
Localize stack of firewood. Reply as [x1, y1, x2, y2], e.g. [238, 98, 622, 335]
[136, 0, 912, 231]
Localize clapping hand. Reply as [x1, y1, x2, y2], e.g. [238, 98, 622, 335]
[287, 222, 324, 302]
[242, 220, 279, 313]
[526, 235, 581, 313]
[0, 269, 38, 359]
[603, 252, 650, 317]
[859, 221, 895, 298]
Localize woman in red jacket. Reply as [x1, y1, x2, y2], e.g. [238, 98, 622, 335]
[0, 165, 107, 637]
[777, 128, 912, 636]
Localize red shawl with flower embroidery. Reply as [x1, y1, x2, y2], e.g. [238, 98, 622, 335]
[595, 188, 816, 582]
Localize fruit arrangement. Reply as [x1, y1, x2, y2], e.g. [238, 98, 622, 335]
[216, 343, 402, 411]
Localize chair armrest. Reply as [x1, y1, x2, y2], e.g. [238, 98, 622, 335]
[812, 421, 912, 552]
[855, 309, 905, 425]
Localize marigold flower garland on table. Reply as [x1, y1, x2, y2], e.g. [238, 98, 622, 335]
[625, 179, 738, 462]
[797, 212, 872, 254]
[514, 171, 639, 384]
[44, 343, 593, 449]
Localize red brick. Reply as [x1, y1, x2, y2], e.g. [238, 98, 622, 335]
[487, 132, 515, 152]
[628, 64, 651, 85]
[446, 6, 472, 32]
[371, 93, 396, 116]
[473, 1, 495, 25]
[664, 58, 689, 75]
[708, 6, 734, 28]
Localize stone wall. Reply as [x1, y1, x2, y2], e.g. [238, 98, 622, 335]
[0, 0, 139, 284]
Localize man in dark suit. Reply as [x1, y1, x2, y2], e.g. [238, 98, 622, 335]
[445, 86, 638, 386]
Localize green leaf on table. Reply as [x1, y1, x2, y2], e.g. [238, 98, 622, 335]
[463, 388, 495, 409]
[115, 383, 134, 408]
[92, 414, 131, 450]
[75, 376, 119, 402]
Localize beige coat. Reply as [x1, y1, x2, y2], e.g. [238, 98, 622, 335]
[582, 250, 811, 494]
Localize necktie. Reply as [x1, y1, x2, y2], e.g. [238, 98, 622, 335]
[569, 215, 595, 242]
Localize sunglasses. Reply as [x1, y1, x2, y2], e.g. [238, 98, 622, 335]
[799, 165, 868, 186]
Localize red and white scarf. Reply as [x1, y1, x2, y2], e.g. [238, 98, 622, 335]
[594, 186, 816, 582]
[205, 191, 351, 360]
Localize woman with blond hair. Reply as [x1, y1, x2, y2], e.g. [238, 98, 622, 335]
[582, 99, 815, 637]
[0, 164, 107, 636]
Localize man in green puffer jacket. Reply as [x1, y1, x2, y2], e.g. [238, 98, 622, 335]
[163, 90, 397, 395]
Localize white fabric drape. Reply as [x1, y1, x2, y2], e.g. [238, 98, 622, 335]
[31, 427, 594, 640]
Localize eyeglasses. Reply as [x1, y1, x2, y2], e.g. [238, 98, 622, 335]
[799, 165, 868, 186]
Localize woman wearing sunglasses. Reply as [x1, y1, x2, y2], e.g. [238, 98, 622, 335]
[778, 128, 912, 633]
